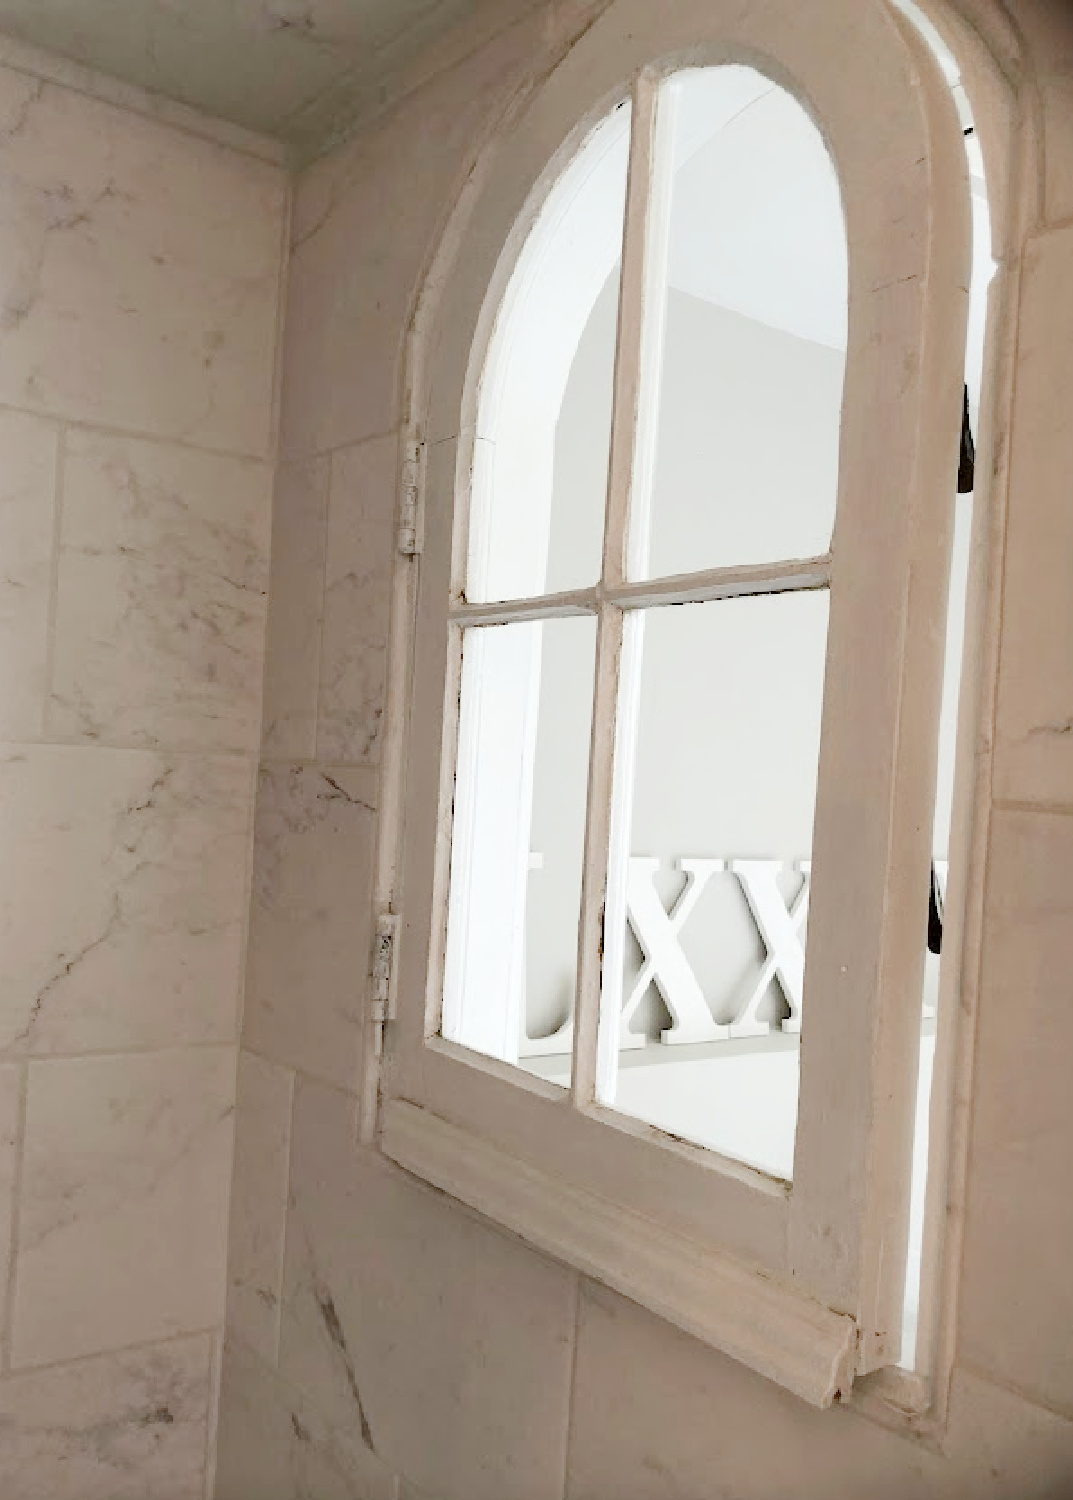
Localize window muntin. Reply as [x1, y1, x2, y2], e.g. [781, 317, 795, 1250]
[446, 66, 846, 1182]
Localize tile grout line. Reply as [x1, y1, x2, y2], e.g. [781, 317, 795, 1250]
[0, 1062, 29, 1374]
[0, 398, 277, 469]
[559, 1273, 584, 1500]
[2, 1322, 224, 1381]
[0, 736, 262, 761]
[203, 1327, 226, 1500]
[0, 1040, 243, 1067]
[268, 1063, 299, 1370]
[312, 453, 335, 761]
[40, 421, 67, 740]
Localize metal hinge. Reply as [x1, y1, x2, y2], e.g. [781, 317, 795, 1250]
[370, 911, 400, 1056]
[397, 438, 425, 556]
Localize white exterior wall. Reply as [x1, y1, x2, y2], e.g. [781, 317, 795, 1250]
[0, 47, 289, 1500]
[217, 2, 1073, 1497]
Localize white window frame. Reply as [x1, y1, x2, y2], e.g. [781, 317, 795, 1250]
[361, 0, 1025, 1418]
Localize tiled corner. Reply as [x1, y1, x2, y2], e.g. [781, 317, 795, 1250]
[277, 1076, 578, 1500]
[0, 411, 58, 742]
[215, 1335, 398, 1500]
[48, 432, 271, 753]
[241, 764, 377, 1091]
[0, 67, 285, 457]
[0, 744, 254, 1056]
[316, 437, 396, 765]
[959, 807, 1073, 1410]
[994, 221, 1073, 807]
[0, 1334, 213, 1500]
[227, 1051, 295, 1364]
[10, 1048, 235, 1368]
[262, 458, 331, 761]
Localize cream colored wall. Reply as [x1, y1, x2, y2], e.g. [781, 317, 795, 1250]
[0, 55, 289, 1500]
[218, 2, 1073, 1497]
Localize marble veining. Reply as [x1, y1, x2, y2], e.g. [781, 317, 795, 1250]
[226, 1051, 295, 1364]
[0, 66, 285, 454]
[11, 1049, 235, 1367]
[0, 1335, 212, 1499]
[0, 411, 58, 741]
[215, 1335, 398, 1500]
[48, 432, 271, 753]
[261, 457, 331, 760]
[317, 439, 396, 764]
[242, 764, 377, 1089]
[275, 1077, 578, 1500]
[0, 744, 253, 1056]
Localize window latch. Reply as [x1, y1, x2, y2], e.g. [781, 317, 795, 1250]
[370, 911, 400, 1055]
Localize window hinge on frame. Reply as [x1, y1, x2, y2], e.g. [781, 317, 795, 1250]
[370, 911, 400, 1056]
[397, 438, 426, 556]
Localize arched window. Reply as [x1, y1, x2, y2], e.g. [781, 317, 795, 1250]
[377, 0, 996, 1413]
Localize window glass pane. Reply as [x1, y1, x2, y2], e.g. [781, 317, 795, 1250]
[629, 68, 847, 580]
[599, 591, 829, 1179]
[442, 617, 597, 1079]
[467, 106, 629, 604]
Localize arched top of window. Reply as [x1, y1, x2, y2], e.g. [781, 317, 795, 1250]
[468, 64, 849, 605]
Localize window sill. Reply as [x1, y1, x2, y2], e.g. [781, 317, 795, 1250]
[380, 1098, 857, 1408]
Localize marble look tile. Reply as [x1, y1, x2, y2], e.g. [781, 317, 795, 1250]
[959, 808, 1073, 1410]
[994, 223, 1073, 806]
[0, 1334, 212, 1500]
[242, 764, 377, 1091]
[0, 1065, 20, 1349]
[0, 412, 57, 741]
[226, 1051, 295, 1364]
[944, 1366, 1073, 1496]
[566, 1280, 1073, 1499]
[10, 1048, 235, 1367]
[0, 69, 285, 457]
[262, 458, 330, 761]
[215, 1336, 398, 1500]
[48, 432, 271, 753]
[277, 1077, 577, 1500]
[0, 744, 253, 1056]
[317, 438, 396, 764]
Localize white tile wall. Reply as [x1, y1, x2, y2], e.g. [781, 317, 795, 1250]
[0, 745, 253, 1055]
[276, 1076, 578, 1500]
[317, 438, 396, 765]
[0, 67, 285, 456]
[10, 1048, 236, 1368]
[226, 1051, 295, 1364]
[241, 764, 378, 1090]
[48, 432, 271, 754]
[0, 1334, 214, 1500]
[262, 457, 331, 761]
[0, 47, 286, 1496]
